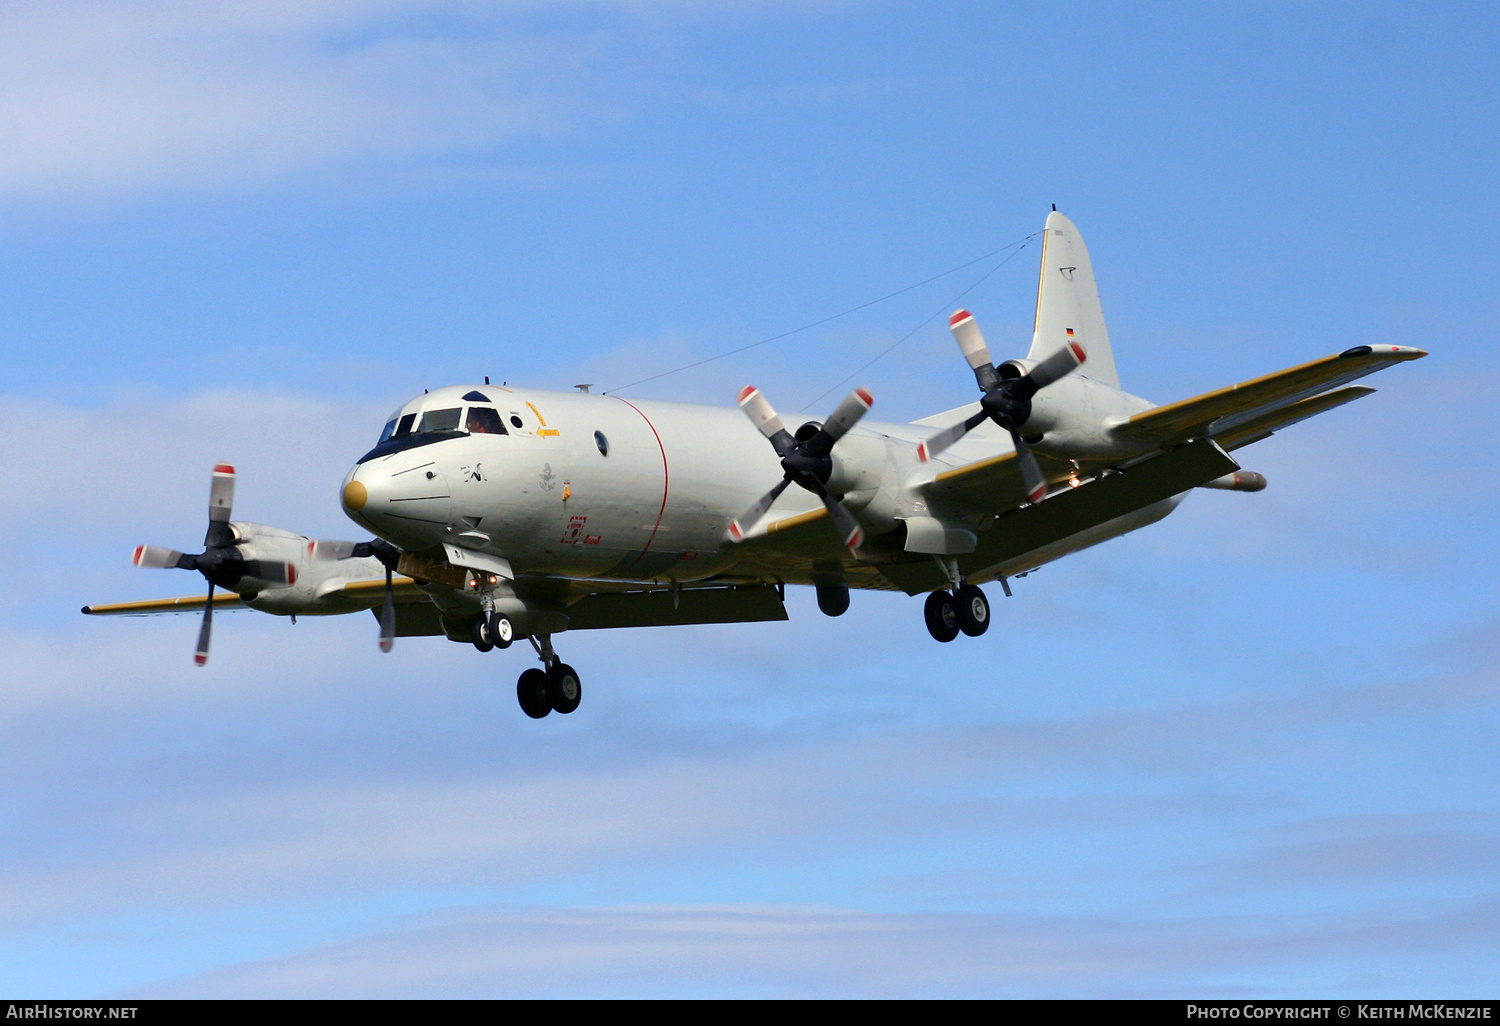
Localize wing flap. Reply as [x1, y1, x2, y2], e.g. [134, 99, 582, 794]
[1214, 386, 1375, 451]
[1115, 345, 1424, 449]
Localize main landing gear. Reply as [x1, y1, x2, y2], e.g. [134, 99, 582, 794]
[477, 623, 579, 720]
[923, 585, 990, 642]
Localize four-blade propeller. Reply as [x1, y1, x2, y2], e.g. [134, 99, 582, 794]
[917, 310, 1086, 503]
[728, 386, 874, 550]
[309, 538, 402, 652]
[131, 464, 293, 666]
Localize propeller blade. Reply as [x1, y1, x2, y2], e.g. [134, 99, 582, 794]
[917, 410, 989, 463]
[727, 477, 793, 542]
[822, 496, 865, 551]
[133, 544, 185, 569]
[949, 309, 992, 371]
[308, 539, 358, 561]
[205, 463, 236, 548]
[950, 310, 1000, 391]
[242, 559, 295, 585]
[1010, 430, 1049, 504]
[194, 582, 214, 666]
[1018, 340, 1087, 396]
[816, 388, 874, 447]
[737, 386, 795, 456]
[378, 566, 395, 653]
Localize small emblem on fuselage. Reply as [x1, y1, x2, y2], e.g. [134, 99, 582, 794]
[462, 463, 484, 483]
[539, 463, 556, 491]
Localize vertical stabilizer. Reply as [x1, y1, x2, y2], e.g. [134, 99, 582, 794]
[1028, 211, 1119, 389]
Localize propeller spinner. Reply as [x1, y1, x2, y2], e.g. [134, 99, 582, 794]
[917, 310, 1086, 503]
[728, 386, 873, 550]
[131, 464, 293, 666]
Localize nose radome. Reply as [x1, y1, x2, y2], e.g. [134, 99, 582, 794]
[342, 480, 368, 511]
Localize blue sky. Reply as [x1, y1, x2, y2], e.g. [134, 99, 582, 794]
[0, 0, 1495, 997]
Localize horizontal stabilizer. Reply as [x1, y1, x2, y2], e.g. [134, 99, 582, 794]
[1113, 345, 1424, 450]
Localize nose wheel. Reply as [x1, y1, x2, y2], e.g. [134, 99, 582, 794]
[471, 611, 515, 652]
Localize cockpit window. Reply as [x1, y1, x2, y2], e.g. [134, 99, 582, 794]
[378, 418, 398, 444]
[416, 408, 462, 434]
[466, 407, 508, 434]
[394, 413, 417, 439]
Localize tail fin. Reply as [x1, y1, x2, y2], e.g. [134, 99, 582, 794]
[1028, 210, 1120, 389]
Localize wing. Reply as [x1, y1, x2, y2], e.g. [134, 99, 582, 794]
[82, 576, 429, 616]
[1113, 345, 1425, 450]
[913, 447, 1081, 512]
[82, 591, 248, 616]
[880, 438, 1240, 594]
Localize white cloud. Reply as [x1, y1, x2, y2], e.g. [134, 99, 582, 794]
[142, 899, 1500, 997]
[0, 1, 609, 202]
[0, 0, 863, 203]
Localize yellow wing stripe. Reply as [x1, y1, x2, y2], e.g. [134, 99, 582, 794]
[932, 450, 1019, 484]
[83, 592, 245, 615]
[1120, 347, 1425, 445]
[766, 507, 828, 533]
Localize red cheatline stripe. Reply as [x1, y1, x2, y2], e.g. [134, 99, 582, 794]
[949, 310, 972, 327]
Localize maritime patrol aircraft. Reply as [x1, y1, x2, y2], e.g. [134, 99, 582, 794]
[84, 211, 1425, 719]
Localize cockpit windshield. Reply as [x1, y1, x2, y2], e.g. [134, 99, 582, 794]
[360, 402, 507, 463]
[416, 408, 462, 434]
[466, 407, 508, 434]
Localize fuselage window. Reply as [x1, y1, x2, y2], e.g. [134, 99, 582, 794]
[466, 407, 508, 434]
[393, 412, 417, 438]
[417, 407, 463, 434]
[509, 414, 524, 429]
[378, 418, 398, 444]
[594, 430, 609, 456]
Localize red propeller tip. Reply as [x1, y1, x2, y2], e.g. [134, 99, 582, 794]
[286, 563, 297, 585]
[1068, 342, 1086, 363]
[213, 463, 235, 475]
[916, 442, 931, 463]
[1028, 482, 1047, 503]
[854, 387, 873, 407]
[846, 528, 864, 550]
[727, 521, 744, 541]
[948, 310, 973, 328]
[194, 653, 207, 666]
[736, 386, 758, 404]
[132, 545, 144, 566]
